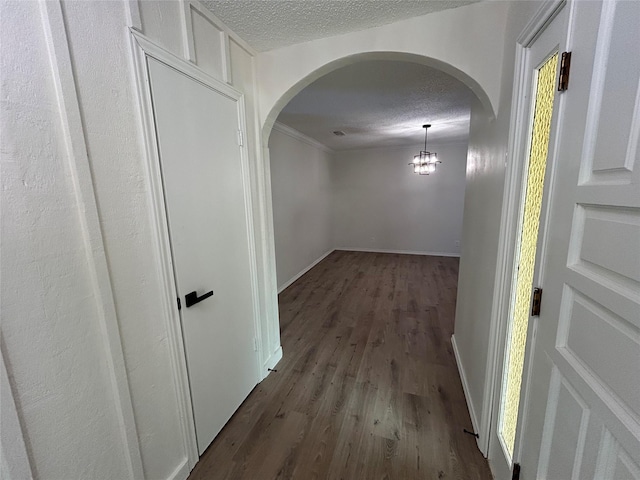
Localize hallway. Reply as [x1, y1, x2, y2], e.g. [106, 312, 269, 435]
[188, 251, 491, 479]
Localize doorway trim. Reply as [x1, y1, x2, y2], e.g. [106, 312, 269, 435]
[128, 29, 264, 472]
[480, 0, 567, 457]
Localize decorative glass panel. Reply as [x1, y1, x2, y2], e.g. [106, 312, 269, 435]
[499, 52, 559, 460]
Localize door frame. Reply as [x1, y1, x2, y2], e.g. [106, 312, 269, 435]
[128, 29, 264, 470]
[479, 0, 568, 459]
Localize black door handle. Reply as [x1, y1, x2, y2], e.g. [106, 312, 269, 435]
[185, 290, 214, 308]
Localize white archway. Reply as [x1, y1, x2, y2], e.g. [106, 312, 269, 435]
[257, 49, 496, 373]
[260, 51, 495, 145]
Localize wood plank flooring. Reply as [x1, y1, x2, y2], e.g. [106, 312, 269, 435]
[188, 250, 492, 480]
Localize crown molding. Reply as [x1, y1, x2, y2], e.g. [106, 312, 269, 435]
[272, 122, 334, 155]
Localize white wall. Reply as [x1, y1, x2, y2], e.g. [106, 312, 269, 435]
[453, 0, 545, 455]
[332, 143, 468, 256]
[64, 3, 189, 478]
[1, 1, 136, 478]
[269, 125, 334, 291]
[1, 1, 273, 479]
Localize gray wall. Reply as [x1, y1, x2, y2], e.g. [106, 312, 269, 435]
[269, 133, 468, 291]
[332, 143, 468, 255]
[269, 127, 334, 291]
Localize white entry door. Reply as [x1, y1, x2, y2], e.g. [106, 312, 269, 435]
[520, 1, 640, 478]
[147, 56, 259, 455]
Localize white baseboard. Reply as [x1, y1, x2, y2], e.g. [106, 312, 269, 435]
[335, 247, 460, 258]
[451, 334, 480, 440]
[167, 457, 190, 480]
[277, 249, 335, 294]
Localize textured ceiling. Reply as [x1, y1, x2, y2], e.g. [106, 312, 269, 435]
[202, 0, 480, 52]
[276, 60, 473, 150]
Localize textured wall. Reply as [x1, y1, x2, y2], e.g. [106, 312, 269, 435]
[269, 127, 334, 291]
[62, 2, 188, 478]
[332, 143, 468, 256]
[1, 2, 132, 478]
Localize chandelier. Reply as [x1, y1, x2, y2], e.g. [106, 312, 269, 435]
[409, 124, 440, 175]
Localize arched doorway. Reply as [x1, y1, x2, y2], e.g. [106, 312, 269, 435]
[252, 54, 494, 478]
[259, 52, 495, 351]
[252, 49, 498, 390]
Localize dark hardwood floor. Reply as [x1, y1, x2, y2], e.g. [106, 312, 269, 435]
[188, 250, 492, 480]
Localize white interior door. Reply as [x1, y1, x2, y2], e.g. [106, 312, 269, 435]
[147, 56, 259, 455]
[520, 1, 640, 478]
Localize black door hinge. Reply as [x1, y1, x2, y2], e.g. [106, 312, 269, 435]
[531, 287, 543, 316]
[512, 462, 521, 480]
[177, 297, 181, 311]
[558, 51, 571, 91]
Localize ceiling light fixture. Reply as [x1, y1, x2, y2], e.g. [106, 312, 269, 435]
[409, 124, 440, 175]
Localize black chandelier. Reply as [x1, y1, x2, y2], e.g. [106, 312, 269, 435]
[409, 124, 440, 175]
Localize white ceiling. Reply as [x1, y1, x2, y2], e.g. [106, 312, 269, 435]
[276, 60, 473, 150]
[202, 0, 480, 52]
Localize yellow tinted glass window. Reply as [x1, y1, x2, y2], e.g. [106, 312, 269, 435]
[500, 52, 558, 459]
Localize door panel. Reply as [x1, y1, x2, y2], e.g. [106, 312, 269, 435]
[537, 371, 590, 480]
[147, 57, 258, 454]
[521, 1, 640, 478]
